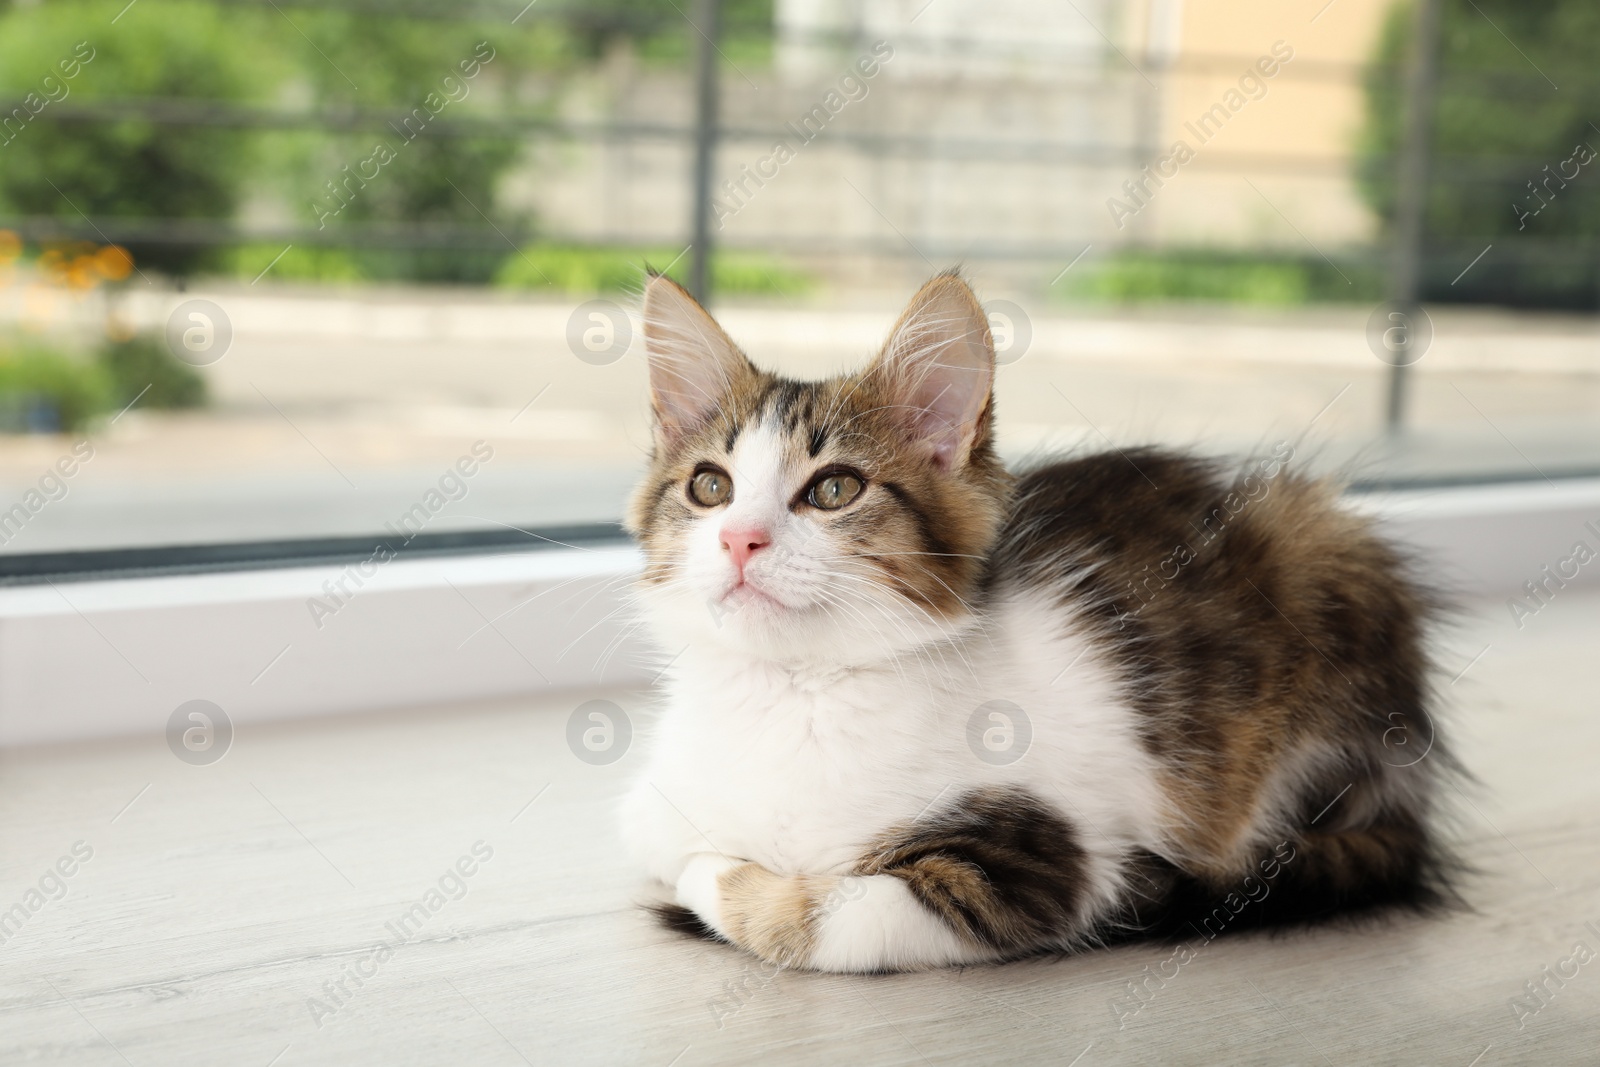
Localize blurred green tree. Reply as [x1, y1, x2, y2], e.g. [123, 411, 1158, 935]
[0, 0, 282, 276]
[275, 11, 568, 282]
[1358, 0, 1600, 307]
[0, 0, 775, 283]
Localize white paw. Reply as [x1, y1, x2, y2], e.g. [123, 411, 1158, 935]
[808, 874, 986, 973]
[674, 852, 744, 938]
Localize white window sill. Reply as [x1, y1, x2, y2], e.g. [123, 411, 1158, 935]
[4, 478, 1597, 747]
[0, 544, 645, 746]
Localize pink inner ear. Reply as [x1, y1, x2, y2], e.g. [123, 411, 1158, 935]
[905, 353, 990, 469]
[876, 275, 996, 470]
[641, 275, 750, 439]
[653, 361, 723, 439]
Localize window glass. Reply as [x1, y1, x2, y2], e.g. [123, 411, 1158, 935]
[0, 0, 1593, 558]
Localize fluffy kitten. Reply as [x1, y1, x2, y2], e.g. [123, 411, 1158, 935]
[619, 271, 1456, 973]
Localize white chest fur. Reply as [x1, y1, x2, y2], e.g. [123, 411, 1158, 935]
[620, 587, 1170, 896]
[623, 653, 936, 879]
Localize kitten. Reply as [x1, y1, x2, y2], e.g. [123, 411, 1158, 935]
[619, 270, 1457, 973]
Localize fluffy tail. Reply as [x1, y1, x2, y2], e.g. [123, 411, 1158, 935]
[1130, 808, 1464, 944]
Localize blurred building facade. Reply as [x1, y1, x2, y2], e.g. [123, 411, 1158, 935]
[507, 0, 1398, 287]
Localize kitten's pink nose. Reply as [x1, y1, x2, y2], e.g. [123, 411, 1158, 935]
[720, 524, 771, 580]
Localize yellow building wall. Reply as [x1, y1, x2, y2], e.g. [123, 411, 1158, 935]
[1136, 0, 1399, 247]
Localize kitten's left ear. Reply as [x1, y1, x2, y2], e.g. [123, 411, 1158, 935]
[872, 272, 995, 470]
[641, 273, 756, 443]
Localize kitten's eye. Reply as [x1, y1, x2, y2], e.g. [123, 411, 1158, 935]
[808, 472, 864, 511]
[688, 468, 732, 507]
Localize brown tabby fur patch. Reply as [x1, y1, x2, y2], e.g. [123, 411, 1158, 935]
[858, 789, 1089, 955]
[993, 447, 1454, 903]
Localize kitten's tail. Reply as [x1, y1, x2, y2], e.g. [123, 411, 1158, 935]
[1133, 807, 1466, 943]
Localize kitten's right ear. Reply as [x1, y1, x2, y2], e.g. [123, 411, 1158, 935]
[641, 273, 755, 442]
[871, 272, 995, 471]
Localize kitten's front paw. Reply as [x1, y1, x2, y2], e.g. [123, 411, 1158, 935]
[675, 852, 744, 939]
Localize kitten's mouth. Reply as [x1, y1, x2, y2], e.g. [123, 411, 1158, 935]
[721, 579, 788, 612]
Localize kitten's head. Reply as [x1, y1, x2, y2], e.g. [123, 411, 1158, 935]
[626, 271, 1012, 664]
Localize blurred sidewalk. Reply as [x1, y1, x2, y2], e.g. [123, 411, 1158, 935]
[1, 282, 1597, 551]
